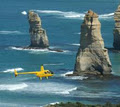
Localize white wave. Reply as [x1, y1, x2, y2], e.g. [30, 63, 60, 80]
[44, 63, 64, 66]
[34, 10, 84, 19]
[10, 46, 52, 52]
[21, 11, 27, 15]
[70, 43, 80, 46]
[10, 46, 70, 54]
[0, 31, 23, 35]
[50, 102, 60, 105]
[68, 76, 88, 80]
[61, 71, 88, 80]
[0, 83, 28, 91]
[16, 82, 77, 95]
[76, 91, 120, 98]
[3, 68, 24, 73]
[74, 32, 81, 35]
[44, 102, 59, 107]
[99, 13, 114, 19]
[34, 10, 113, 20]
[57, 87, 77, 94]
[61, 71, 73, 77]
[72, 43, 80, 46]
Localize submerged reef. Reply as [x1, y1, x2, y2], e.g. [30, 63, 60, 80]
[69, 10, 112, 77]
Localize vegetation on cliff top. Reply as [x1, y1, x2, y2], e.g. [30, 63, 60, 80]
[46, 102, 120, 107]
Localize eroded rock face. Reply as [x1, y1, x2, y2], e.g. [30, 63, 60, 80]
[113, 5, 120, 49]
[28, 11, 49, 48]
[74, 10, 112, 76]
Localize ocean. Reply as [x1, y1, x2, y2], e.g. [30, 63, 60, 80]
[0, 0, 120, 106]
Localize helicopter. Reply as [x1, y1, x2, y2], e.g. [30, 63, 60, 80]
[14, 65, 54, 80]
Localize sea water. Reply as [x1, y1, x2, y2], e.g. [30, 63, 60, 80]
[0, 0, 120, 106]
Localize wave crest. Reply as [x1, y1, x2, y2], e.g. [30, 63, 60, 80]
[61, 71, 88, 80]
[3, 68, 24, 73]
[21, 11, 27, 15]
[34, 10, 113, 20]
[0, 83, 28, 91]
[56, 87, 77, 94]
[0, 31, 23, 35]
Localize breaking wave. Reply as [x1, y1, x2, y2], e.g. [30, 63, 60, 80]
[21, 11, 27, 15]
[74, 91, 120, 98]
[99, 13, 114, 19]
[34, 10, 84, 19]
[61, 71, 88, 80]
[56, 87, 77, 94]
[69, 43, 80, 46]
[11, 82, 77, 95]
[74, 32, 81, 35]
[3, 68, 24, 73]
[0, 31, 23, 35]
[49, 102, 60, 105]
[34, 10, 113, 20]
[0, 83, 28, 91]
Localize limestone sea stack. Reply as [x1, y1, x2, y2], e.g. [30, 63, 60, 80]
[73, 10, 112, 76]
[28, 11, 49, 48]
[113, 5, 120, 50]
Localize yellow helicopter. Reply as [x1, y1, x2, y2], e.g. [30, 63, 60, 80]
[14, 65, 54, 80]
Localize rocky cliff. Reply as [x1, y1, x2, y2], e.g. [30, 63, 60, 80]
[28, 11, 49, 48]
[113, 5, 120, 50]
[73, 10, 112, 76]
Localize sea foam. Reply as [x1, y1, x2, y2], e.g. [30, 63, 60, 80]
[10, 46, 70, 54]
[34, 10, 113, 20]
[70, 43, 80, 46]
[75, 91, 120, 98]
[21, 11, 27, 15]
[61, 71, 88, 80]
[3, 68, 24, 73]
[0, 31, 23, 35]
[56, 87, 77, 94]
[34, 10, 84, 19]
[19, 82, 77, 95]
[49, 102, 60, 105]
[0, 83, 28, 91]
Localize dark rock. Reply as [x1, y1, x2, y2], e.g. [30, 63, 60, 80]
[20, 46, 63, 52]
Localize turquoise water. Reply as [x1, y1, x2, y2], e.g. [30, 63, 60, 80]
[0, 0, 120, 106]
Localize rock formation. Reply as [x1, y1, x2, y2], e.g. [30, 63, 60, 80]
[73, 10, 112, 76]
[28, 11, 49, 48]
[113, 5, 120, 50]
